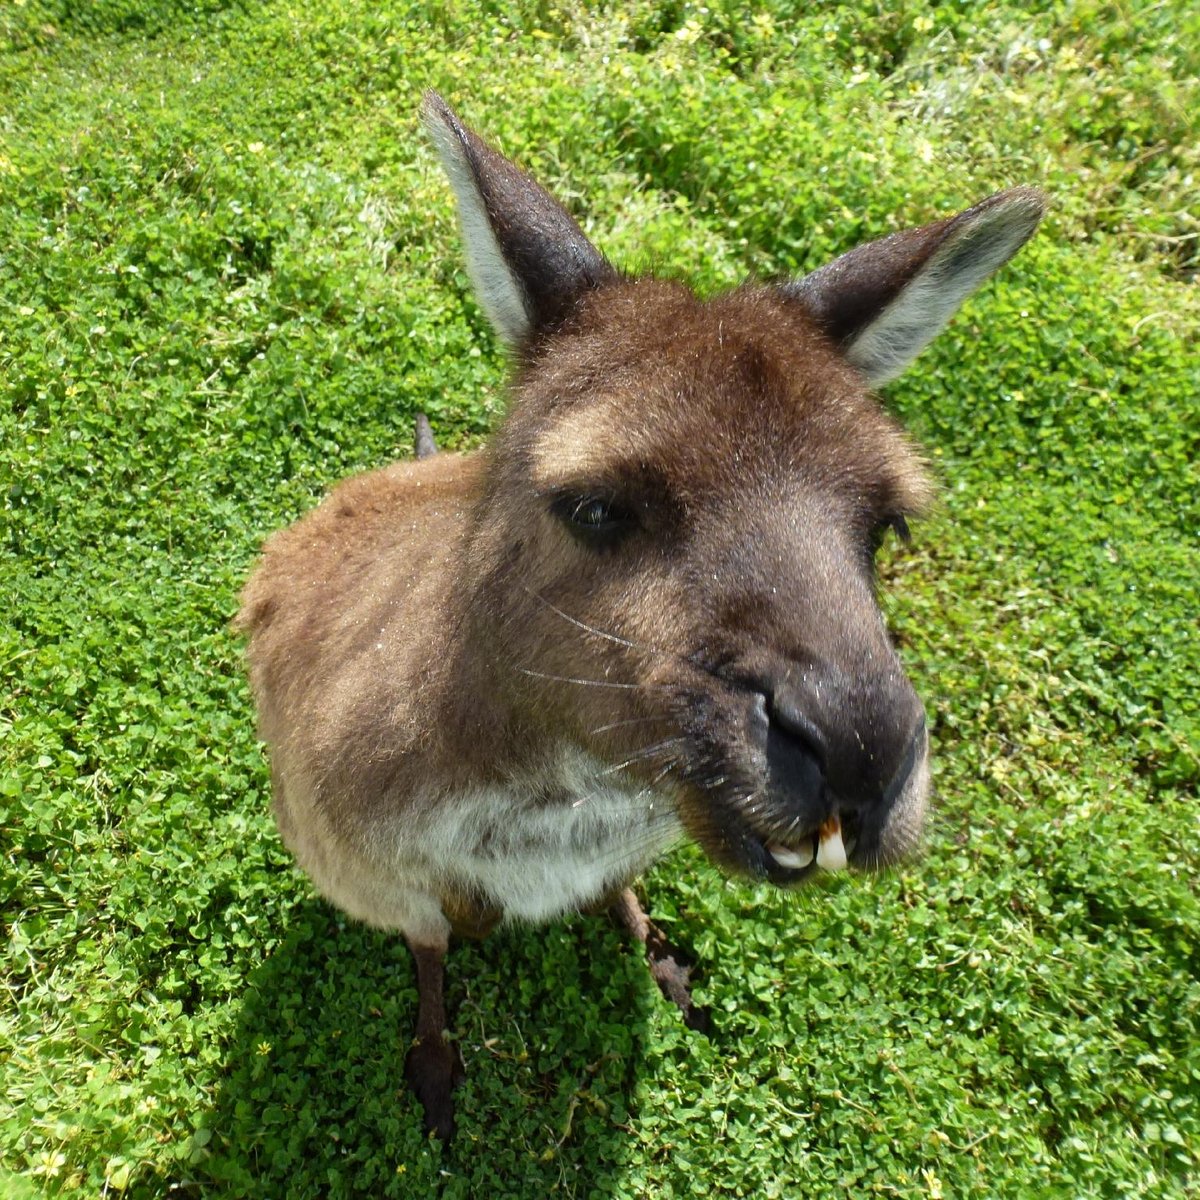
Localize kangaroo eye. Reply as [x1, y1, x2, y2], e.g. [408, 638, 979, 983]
[551, 494, 637, 547]
[572, 498, 614, 527]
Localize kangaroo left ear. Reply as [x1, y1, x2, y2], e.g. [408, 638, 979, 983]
[783, 188, 1046, 386]
[422, 91, 618, 348]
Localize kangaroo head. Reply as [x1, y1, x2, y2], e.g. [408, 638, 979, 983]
[423, 93, 1044, 885]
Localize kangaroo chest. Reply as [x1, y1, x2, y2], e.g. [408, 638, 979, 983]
[420, 753, 682, 924]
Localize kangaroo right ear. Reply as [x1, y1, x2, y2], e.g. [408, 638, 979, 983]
[784, 188, 1046, 387]
[421, 92, 617, 347]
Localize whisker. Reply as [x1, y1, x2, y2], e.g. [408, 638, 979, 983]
[558, 763, 687, 878]
[589, 815, 685, 877]
[642, 760, 677, 790]
[518, 668, 661, 691]
[779, 808, 808, 840]
[522, 586, 680, 663]
[589, 714, 672, 737]
[569, 758, 679, 813]
[598, 738, 685, 777]
[522, 586, 643, 651]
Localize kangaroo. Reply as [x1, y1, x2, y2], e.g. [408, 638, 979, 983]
[236, 91, 1045, 1138]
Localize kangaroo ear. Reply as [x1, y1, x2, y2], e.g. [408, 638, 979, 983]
[421, 92, 617, 347]
[784, 188, 1046, 386]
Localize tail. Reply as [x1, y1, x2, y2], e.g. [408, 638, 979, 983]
[415, 413, 438, 459]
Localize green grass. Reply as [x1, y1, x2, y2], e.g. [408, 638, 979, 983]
[2, 1, 1197, 1196]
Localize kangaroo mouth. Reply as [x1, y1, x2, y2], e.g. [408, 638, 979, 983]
[695, 809, 862, 887]
[755, 813, 856, 884]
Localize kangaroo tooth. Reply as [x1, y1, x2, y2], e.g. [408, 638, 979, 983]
[767, 842, 814, 870]
[816, 818, 848, 871]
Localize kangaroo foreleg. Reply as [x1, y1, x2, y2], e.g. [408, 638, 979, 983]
[610, 888, 711, 1034]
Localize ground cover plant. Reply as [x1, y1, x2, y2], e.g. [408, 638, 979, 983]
[2, 1, 1197, 1196]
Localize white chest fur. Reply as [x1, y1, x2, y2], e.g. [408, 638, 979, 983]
[410, 750, 682, 923]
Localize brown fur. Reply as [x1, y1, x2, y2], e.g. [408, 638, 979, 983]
[236, 93, 1044, 1137]
[239, 281, 929, 872]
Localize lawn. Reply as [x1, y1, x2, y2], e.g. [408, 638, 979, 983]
[2, 1, 1197, 1196]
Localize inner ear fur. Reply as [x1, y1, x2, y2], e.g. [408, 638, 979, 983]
[784, 188, 1046, 386]
[421, 91, 618, 347]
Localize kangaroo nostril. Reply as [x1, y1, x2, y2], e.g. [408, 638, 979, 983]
[761, 688, 825, 804]
[765, 722, 824, 803]
[768, 688, 828, 769]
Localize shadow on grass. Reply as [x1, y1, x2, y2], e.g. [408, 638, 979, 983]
[188, 898, 678, 1199]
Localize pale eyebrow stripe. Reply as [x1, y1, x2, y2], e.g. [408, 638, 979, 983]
[529, 409, 624, 489]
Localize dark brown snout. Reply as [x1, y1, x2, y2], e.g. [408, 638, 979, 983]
[676, 653, 929, 884]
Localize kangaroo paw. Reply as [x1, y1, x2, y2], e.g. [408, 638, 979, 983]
[643, 927, 712, 1034]
[610, 887, 712, 1035]
[404, 938, 461, 1138]
[404, 1034, 465, 1140]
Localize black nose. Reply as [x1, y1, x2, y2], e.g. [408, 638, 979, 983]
[753, 664, 925, 813]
